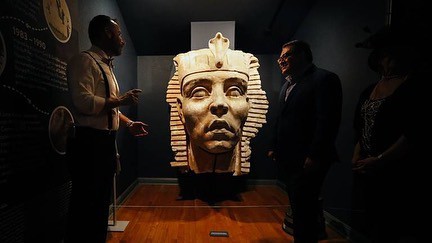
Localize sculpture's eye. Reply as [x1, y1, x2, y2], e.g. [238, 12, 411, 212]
[226, 86, 244, 97]
[191, 87, 210, 98]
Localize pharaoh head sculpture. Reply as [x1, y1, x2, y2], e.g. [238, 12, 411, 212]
[166, 32, 268, 175]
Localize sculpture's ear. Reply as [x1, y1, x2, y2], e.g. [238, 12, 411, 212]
[176, 98, 185, 123]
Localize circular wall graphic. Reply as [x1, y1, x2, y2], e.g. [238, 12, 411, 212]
[49, 106, 74, 155]
[43, 0, 72, 43]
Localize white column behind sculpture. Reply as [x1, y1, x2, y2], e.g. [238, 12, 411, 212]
[191, 21, 235, 50]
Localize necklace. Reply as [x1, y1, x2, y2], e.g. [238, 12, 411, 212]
[381, 74, 406, 81]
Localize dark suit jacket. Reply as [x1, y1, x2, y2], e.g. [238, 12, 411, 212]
[272, 64, 342, 168]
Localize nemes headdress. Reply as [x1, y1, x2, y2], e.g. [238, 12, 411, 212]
[166, 32, 268, 175]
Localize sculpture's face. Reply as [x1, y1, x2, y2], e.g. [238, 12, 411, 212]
[177, 71, 249, 154]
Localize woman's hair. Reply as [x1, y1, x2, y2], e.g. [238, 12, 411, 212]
[368, 45, 414, 75]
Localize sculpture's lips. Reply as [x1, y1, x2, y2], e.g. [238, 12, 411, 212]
[207, 119, 234, 133]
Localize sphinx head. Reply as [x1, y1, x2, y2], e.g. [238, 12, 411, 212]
[166, 33, 267, 175]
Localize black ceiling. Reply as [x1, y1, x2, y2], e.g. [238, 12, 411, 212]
[116, 0, 316, 55]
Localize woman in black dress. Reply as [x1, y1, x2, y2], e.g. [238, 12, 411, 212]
[352, 37, 421, 242]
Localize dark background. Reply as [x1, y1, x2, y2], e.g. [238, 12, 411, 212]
[0, 0, 427, 242]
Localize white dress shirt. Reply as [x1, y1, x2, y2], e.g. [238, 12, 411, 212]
[67, 45, 120, 130]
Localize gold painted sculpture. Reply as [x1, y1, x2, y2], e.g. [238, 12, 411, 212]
[166, 32, 268, 175]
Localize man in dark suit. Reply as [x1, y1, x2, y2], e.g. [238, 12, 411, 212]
[268, 40, 342, 243]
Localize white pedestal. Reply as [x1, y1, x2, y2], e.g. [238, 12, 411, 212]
[107, 173, 129, 232]
[107, 220, 129, 232]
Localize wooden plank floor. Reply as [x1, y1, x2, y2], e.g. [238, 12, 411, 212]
[107, 184, 349, 242]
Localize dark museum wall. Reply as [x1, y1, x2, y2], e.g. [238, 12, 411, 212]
[0, 0, 79, 242]
[0, 0, 137, 242]
[137, 56, 176, 178]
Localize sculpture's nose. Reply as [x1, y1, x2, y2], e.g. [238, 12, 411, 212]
[210, 98, 229, 117]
